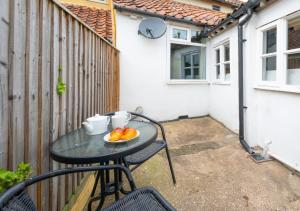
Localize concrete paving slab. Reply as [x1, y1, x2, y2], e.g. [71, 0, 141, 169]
[89, 117, 300, 210]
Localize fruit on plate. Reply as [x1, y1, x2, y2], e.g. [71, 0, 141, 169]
[121, 128, 137, 140]
[109, 129, 123, 141]
[109, 128, 137, 141]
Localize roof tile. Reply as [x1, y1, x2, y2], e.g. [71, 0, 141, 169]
[114, 0, 227, 26]
[64, 3, 113, 42]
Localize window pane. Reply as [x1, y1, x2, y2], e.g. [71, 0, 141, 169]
[288, 16, 300, 50]
[193, 68, 199, 79]
[193, 54, 199, 66]
[212, 5, 221, 11]
[224, 44, 230, 61]
[225, 64, 230, 81]
[184, 54, 191, 67]
[191, 30, 206, 43]
[184, 69, 191, 79]
[170, 43, 206, 80]
[216, 65, 220, 79]
[262, 56, 276, 81]
[263, 28, 276, 54]
[172, 28, 187, 40]
[216, 49, 220, 63]
[287, 53, 300, 85]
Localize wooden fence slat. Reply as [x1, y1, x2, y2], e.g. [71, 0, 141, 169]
[66, 13, 74, 201]
[24, 0, 39, 206]
[0, 0, 120, 209]
[0, 0, 10, 169]
[8, 0, 27, 170]
[49, 4, 60, 210]
[41, 0, 51, 209]
[72, 19, 79, 194]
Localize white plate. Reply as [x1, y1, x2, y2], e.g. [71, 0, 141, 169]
[103, 130, 140, 143]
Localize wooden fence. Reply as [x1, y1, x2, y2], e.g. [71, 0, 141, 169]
[0, 0, 119, 210]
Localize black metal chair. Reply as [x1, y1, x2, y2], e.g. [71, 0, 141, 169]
[124, 112, 176, 185]
[0, 165, 176, 211]
[104, 112, 176, 185]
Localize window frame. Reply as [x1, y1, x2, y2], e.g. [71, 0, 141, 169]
[181, 51, 201, 79]
[258, 21, 279, 85]
[213, 41, 231, 83]
[167, 25, 207, 84]
[283, 12, 300, 87]
[212, 5, 221, 11]
[256, 13, 300, 91]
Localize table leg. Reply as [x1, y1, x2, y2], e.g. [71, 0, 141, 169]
[88, 162, 107, 211]
[120, 158, 131, 195]
[91, 171, 100, 197]
[113, 160, 120, 201]
[105, 161, 110, 183]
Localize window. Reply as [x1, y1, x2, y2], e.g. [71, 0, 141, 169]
[212, 5, 221, 11]
[215, 49, 221, 79]
[224, 43, 230, 81]
[172, 28, 188, 40]
[214, 42, 230, 82]
[170, 44, 206, 80]
[169, 26, 207, 81]
[257, 13, 300, 89]
[262, 27, 277, 81]
[286, 15, 300, 85]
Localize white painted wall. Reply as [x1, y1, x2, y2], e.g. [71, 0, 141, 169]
[208, 0, 300, 171]
[243, 0, 300, 171]
[116, 12, 210, 121]
[116, 0, 300, 171]
[207, 27, 239, 133]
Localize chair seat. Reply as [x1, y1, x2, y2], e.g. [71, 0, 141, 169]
[103, 187, 176, 211]
[124, 140, 166, 165]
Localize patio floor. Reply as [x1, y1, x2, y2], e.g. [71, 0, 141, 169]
[89, 116, 300, 210]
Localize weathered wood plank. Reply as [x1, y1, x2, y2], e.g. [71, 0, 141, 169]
[8, 0, 27, 170]
[58, 9, 67, 209]
[40, 1, 51, 209]
[66, 13, 73, 202]
[24, 0, 39, 206]
[0, 0, 120, 209]
[0, 0, 10, 169]
[72, 19, 79, 193]
[49, 4, 60, 210]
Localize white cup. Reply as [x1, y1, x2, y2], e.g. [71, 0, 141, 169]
[112, 111, 131, 129]
[115, 111, 131, 119]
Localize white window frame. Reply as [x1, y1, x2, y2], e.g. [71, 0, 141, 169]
[215, 47, 222, 81]
[167, 25, 207, 84]
[170, 26, 190, 42]
[283, 12, 300, 88]
[213, 41, 231, 83]
[256, 12, 300, 93]
[181, 51, 201, 79]
[257, 20, 280, 86]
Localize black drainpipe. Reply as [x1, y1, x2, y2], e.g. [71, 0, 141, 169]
[238, 2, 260, 153]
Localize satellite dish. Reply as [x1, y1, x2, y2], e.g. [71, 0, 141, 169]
[138, 17, 167, 39]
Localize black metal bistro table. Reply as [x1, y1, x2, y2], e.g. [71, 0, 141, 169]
[50, 120, 158, 210]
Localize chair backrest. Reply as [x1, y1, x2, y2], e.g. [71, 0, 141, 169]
[129, 112, 168, 142]
[1, 191, 37, 211]
[0, 165, 135, 210]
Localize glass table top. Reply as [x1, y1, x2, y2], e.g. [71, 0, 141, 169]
[50, 121, 158, 164]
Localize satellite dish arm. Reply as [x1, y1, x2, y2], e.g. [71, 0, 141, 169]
[146, 28, 154, 38]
